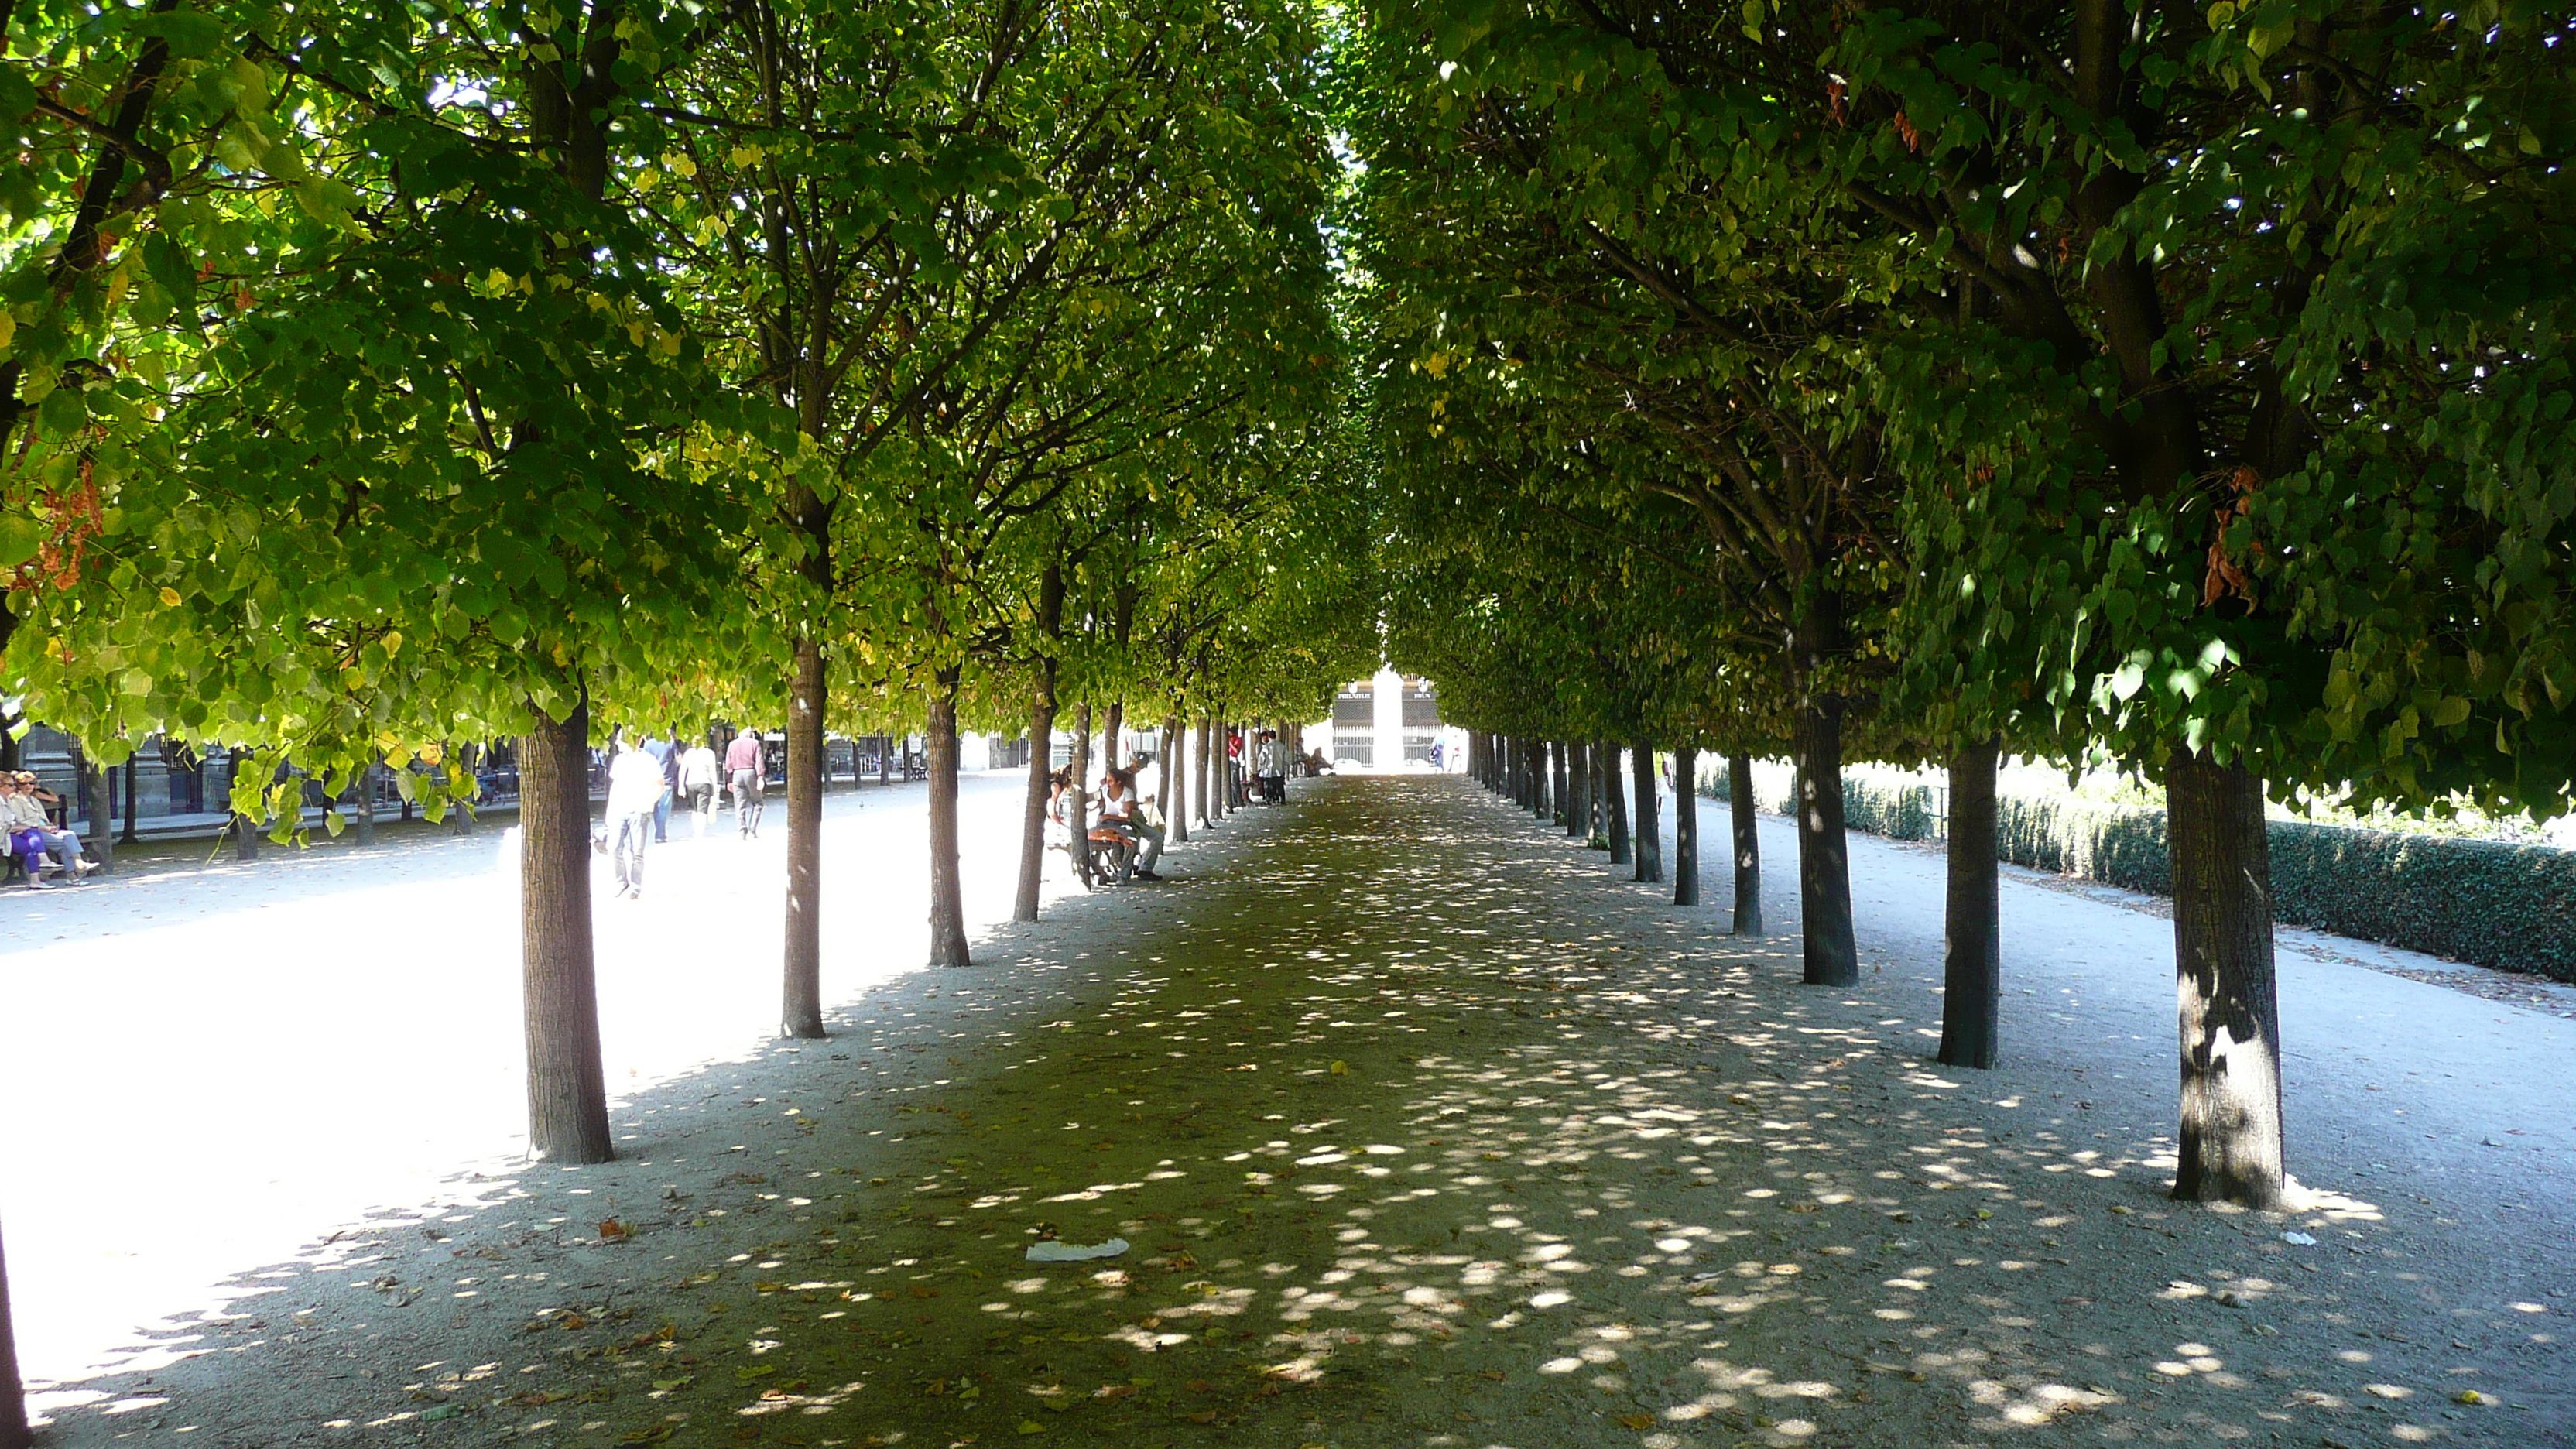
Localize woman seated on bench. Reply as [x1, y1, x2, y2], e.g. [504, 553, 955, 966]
[5, 772, 92, 888]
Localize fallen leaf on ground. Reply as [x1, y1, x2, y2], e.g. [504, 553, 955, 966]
[1618, 1413, 1656, 1429]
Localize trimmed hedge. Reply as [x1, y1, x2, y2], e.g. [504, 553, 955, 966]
[1703, 766, 2576, 983]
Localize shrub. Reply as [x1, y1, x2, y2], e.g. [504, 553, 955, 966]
[1705, 762, 2576, 982]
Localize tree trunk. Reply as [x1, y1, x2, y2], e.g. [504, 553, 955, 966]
[1163, 713, 1187, 844]
[2167, 748, 2286, 1208]
[353, 760, 376, 845]
[1729, 752, 1762, 935]
[1602, 742, 1630, 865]
[1631, 744, 1662, 883]
[449, 743, 478, 835]
[1556, 742, 1576, 835]
[926, 667, 971, 968]
[1550, 741, 1568, 827]
[121, 754, 139, 844]
[782, 635, 828, 1035]
[1103, 700, 1124, 772]
[1937, 739, 2002, 1069]
[521, 694, 612, 1163]
[1195, 717, 1212, 827]
[0, 1215, 26, 1449]
[231, 747, 261, 860]
[82, 756, 112, 873]
[1071, 704, 1096, 868]
[1673, 747, 1699, 905]
[1588, 743, 1608, 844]
[1796, 697, 1859, 986]
[1013, 673, 1057, 925]
[1012, 567, 1066, 922]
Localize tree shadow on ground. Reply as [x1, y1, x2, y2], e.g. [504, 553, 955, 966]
[26, 777, 2553, 1448]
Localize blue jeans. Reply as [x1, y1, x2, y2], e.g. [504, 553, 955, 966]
[652, 791, 672, 842]
[613, 813, 652, 893]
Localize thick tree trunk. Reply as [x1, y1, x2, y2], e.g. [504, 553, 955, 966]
[1163, 713, 1187, 844]
[2167, 748, 2286, 1208]
[1673, 747, 1699, 905]
[782, 635, 828, 1035]
[0, 1216, 24, 1449]
[1796, 697, 1859, 986]
[121, 755, 139, 844]
[1103, 700, 1124, 772]
[1196, 717, 1213, 827]
[1602, 743, 1631, 865]
[925, 668, 971, 968]
[1530, 739, 1547, 817]
[1937, 739, 2002, 1069]
[521, 696, 612, 1163]
[82, 757, 112, 872]
[1550, 742, 1568, 827]
[1729, 753, 1762, 935]
[1631, 745, 1662, 883]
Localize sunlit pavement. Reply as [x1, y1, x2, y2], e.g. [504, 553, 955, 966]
[0, 770, 1064, 1389]
[9, 774, 2572, 1446]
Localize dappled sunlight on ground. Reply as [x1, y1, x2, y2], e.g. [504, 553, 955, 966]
[22, 776, 2564, 1446]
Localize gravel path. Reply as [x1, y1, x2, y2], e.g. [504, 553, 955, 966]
[14, 774, 2570, 1448]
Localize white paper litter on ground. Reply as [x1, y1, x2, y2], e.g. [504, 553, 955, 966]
[2280, 1231, 2318, 1245]
[1026, 1237, 1129, 1262]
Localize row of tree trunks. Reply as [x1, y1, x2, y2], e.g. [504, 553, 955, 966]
[1631, 745, 1662, 884]
[1470, 721, 2280, 1209]
[782, 636, 829, 1033]
[1673, 747, 1699, 906]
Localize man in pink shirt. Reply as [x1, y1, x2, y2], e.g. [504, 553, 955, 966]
[724, 731, 766, 838]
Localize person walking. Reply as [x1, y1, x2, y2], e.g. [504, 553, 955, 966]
[724, 729, 766, 838]
[1254, 730, 1288, 805]
[605, 735, 664, 899]
[680, 732, 721, 836]
[643, 730, 680, 843]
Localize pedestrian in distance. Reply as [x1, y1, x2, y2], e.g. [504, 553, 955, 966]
[1255, 729, 1288, 805]
[643, 729, 680, 843]
[680, 732, 721, 836]
[605, 735, 664, 899]
[724, 729, 766, 838]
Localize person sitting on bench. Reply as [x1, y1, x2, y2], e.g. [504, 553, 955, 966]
[5, 772, 92, 887]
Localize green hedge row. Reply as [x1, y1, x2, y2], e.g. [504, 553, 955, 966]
[1702, 767, 2576, 982]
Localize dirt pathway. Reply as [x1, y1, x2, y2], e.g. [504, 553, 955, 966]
[31, 776, 2566, 1448]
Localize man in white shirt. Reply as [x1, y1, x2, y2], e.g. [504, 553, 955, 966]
[1122, 752, 1165, 879]
[679, 735, 721, 836]
[605, 735, 665, 899]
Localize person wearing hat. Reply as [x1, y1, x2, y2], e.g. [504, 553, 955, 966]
[5, 771, 92, 886]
